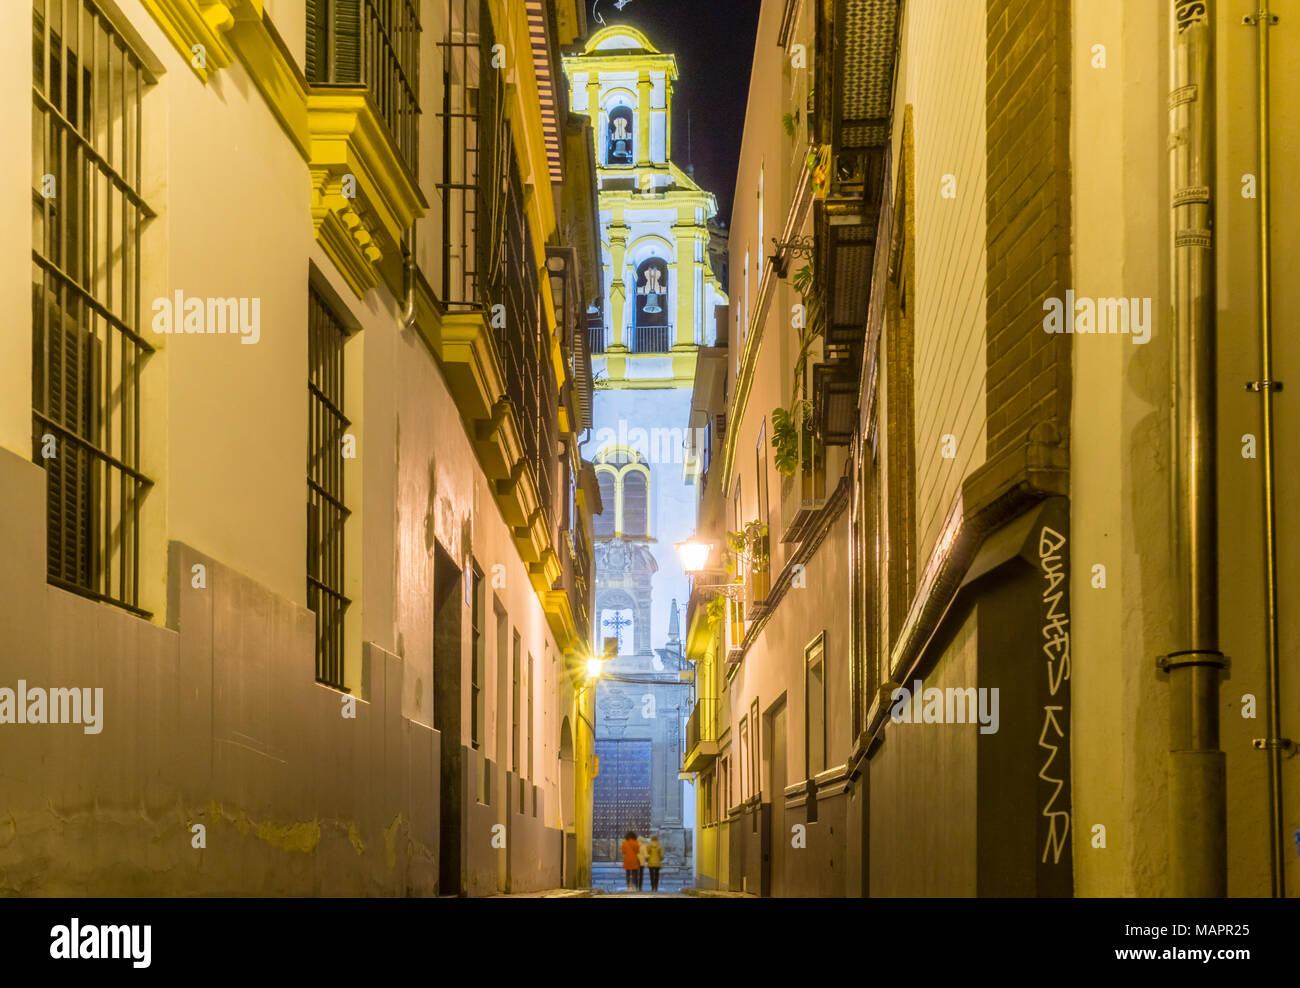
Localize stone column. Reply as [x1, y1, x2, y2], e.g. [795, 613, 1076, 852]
[608, 226, 629, 351]
[586, 78, 602, 159]
[637, 71, 652, 167]
[672, 224, 700, 347]
[664, 78, 673, 160]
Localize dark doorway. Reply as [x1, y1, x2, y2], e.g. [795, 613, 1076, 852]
[766, 701, 787, 897]
[433, 542, 463, 895]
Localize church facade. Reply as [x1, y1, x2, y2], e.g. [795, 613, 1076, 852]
[563, 26, 727, 886]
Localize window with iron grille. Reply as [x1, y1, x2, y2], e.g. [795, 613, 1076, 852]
[805, 631, 826, 778]
[492, 155, 558, 532]
[437, 0, 558, 532]
[470, 562, 484, 748]
[32, 0, 154, 615]
[436, 0, 486, 308]
[511, 631, 521, 774]
[307, 286, 352, 688]
[526, 651, 534, 783]
[306, 0, 421, 174]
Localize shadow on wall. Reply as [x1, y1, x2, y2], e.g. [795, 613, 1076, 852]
[0, 448, 438, 895]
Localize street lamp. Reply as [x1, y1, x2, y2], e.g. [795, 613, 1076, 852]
[586, 656, 604, 680]
[675, 536, 749, 601]
[675, 539, 713, 574]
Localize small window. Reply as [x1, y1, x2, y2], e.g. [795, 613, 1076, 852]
[806, 632, 826, 778]
[738, 718, 749, 802]
[594, 469, 616, 536]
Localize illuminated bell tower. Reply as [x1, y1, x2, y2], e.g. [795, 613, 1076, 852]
[563, 25, 727, 384]
[563, 27, 727, 883]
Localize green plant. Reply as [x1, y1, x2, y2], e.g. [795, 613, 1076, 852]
[782, 111, 799, 138]
[705, 595, 727, 628]
[726, 520, 769, 573]
[792, 263, 813, 297]
[771, 259, 825, 477]
[772, 400, 822, 478]
[772, 405, 799, 475]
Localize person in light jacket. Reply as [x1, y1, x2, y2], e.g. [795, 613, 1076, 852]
[646, 834, 665, 892]
[636, 835, 649, 890]
[621, 832, 640, 891]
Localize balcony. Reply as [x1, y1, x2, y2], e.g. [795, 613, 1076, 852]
[683, 701, 719, 773]
[630, 324, 673, 353]
[724, 595, 747, 670]
[304, 0, 425, 297]
[779, 423, 828, 544]
[588, 321, 606, 355]
[810, 0, 900, 444]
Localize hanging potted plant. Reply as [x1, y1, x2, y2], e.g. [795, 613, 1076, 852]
[772, 262, 826, 501]
[726, 520, 770, 602]
[773, 400, 825, 500]
[705, 594, 727, 630]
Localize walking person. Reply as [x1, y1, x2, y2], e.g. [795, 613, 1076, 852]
[636, 834, 649, 890]
[621, 832, 640, 891]
[646, 834, 664, 892]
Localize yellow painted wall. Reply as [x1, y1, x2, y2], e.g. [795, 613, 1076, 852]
[1070, 0, 1300, 897]
[1, 0, 586, 892]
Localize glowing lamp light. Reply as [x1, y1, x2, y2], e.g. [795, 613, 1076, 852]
[676, 540, 713, 574]
[586, 657, 604, 680]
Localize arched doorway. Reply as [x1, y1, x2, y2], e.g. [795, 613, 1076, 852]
[559, 717, 576, 886]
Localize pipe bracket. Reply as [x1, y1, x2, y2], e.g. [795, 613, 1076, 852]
[1251, 737, 1295, 756]
[1245, 380, 1283, 392]
[1156, 649, 1229, 674]
[1242, 14, 1280, 25]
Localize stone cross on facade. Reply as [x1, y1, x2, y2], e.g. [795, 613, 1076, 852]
[602, 609, 634, 652]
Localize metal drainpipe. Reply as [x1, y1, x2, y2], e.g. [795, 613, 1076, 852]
[1161, 0, 1227, 897]
[1246, 0, 1289, 899]
[401, 223, 418, 331]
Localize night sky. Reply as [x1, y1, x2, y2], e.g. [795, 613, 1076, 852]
[588, 0, 761, 224]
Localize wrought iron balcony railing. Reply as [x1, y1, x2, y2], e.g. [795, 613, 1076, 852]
[630, 323, 672, 354]
[307, 0, 421, 175]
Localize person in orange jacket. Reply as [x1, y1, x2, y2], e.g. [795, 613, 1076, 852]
[621, 832, 640, 891]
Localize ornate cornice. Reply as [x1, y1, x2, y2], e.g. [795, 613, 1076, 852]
[309, 171, 383, 297]
[306, 89, 427, 298]
[141, 0, 245, 83]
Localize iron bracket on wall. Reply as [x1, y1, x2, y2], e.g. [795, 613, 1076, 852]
[770, 235, 815, 277]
